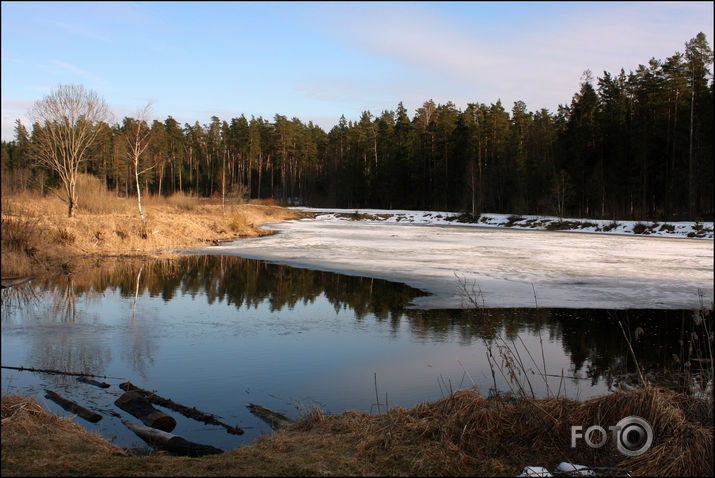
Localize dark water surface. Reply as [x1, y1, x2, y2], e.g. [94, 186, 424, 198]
[1, 255, 708, 452]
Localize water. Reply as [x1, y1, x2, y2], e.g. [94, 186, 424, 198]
[1, 255, 709, 452]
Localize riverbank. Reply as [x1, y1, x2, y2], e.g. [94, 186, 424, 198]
[1, 186, 311, 280]
[296, 207, 715, 239]
[2, 387, 712, 476]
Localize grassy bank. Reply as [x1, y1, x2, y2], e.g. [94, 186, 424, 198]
[1, 176, 311, 280]
[2, 387, 712, 476]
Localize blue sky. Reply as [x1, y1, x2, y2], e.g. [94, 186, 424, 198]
[2, 1, 713, 141]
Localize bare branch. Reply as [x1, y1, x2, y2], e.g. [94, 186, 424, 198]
[122, 102, 154, 222]
[29, 84, 111, 216]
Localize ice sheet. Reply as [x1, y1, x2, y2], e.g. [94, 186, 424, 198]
[200, 210, 714, 310]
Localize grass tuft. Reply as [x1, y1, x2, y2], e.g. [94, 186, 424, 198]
[1, 216, 40, 256]
[225, 210, 250, 233]
[75, 174, 130, 214]
[54, 226, 76, 245]
[166, 191, 199, 211]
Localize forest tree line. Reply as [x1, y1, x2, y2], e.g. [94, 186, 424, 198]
[2, 33, 713, 220]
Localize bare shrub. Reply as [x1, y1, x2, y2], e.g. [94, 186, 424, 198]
[250, 198, 279, 206]
[54, 226, 76, 245]
[578, 221, 597, 228]
[141, 193, 167, 207]
[167, 191, 199, 211]
[505, 215, 523, 227]
[225, 183, 249, 205]
[1, 216, 39, 257]
[74, 174, 128, 214]
[454, 213, 480, 223]
[546, 220, 578, 231]
[633, 223, 648, 234]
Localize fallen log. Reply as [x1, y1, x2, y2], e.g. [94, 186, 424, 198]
[119, 382, 243, 435]
[121, 419, 223, 457]
[44, 390, 102, 423]
[247, 403, 294, 430]
[115, 391, 176, 432]
[77, 376, 110, 388]
[2, 365, 123, 380]
[1, 276, 32, 288]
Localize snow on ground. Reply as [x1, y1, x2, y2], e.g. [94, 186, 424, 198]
[296, 207, 714, 239]
[200, 208, 713, 310]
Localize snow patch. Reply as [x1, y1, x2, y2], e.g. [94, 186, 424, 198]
[201, 210, 713, 310]
[294, 207, 714, 239]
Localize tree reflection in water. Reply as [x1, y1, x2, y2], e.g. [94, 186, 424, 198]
[20, 276, 111, 384]
[124, 264, 155, 378]
[3, 255, 711, 394]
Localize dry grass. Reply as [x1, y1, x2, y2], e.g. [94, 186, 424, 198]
[75, 174, 133, 215]
[280, 387, 712, 476]
[157, 191, 200, 211]
[1, 184, 311, 279]
[250, 198, 280, 207]
[1, 395, 129, 476]
[2, 387, 712, 476]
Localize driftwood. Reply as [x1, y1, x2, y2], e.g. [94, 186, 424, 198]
[1, 276, 32, 288]
[77, 376, 110, 388]
[121, 419, 223, 457]
[119, 382, 243, 435]
[44, 389, 102, 423]
[247, 403, 294, 430]
[2, 365, 122, 380]
[115, 391, 177, 432]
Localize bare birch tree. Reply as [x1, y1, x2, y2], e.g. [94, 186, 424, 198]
[29, 84, 111, 217]
[122, 103, 154, 222]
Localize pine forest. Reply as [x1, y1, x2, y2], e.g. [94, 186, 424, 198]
[2, 33, 713, 221]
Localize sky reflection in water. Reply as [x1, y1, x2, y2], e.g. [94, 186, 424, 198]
[1, 255, 705, 451]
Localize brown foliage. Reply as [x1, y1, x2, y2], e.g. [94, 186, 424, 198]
[2, 388, 711, 476]
[1, 188, 309, 279]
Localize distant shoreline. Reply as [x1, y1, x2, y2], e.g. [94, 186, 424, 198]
[292, 207, 715, 240]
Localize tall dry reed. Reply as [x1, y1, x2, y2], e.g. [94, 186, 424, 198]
[75, 174, 131, 214]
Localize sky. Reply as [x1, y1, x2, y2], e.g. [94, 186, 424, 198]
[1, 1, 713, 141]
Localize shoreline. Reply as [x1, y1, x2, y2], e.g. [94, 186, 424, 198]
[0, 192, 312, 281]
[2, 386, 712, 476]
[292, 207, 715, 240]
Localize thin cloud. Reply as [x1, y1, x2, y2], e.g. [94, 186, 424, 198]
[293, 76, 403, 105]
[45, 60, 104, 85]
[311, 2, 714, 112]
[311, 6, 571, 110]
[52, 21, 111, 43]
